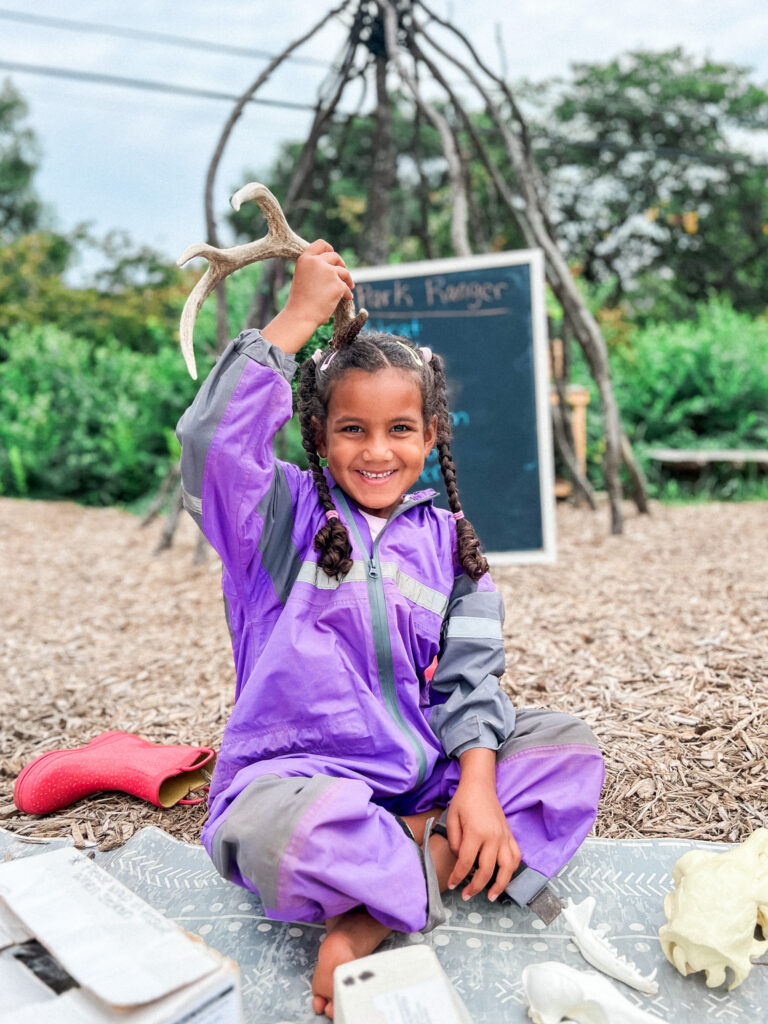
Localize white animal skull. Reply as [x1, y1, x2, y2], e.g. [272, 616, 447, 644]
[658, 826, 768, 990]
[521, 962, 667, 1024]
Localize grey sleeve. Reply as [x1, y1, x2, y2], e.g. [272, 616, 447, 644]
[428, 574, 516, 759]
[175, 329, 298, 574]
[176, 330, 297, 525]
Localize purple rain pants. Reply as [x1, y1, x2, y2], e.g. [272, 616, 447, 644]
[210, 708, 605, 934]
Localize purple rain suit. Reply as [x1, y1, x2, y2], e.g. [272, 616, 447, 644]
[177, 330, 605, 934]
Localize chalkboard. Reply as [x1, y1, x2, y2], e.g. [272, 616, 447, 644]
[354, 250, 555, 562]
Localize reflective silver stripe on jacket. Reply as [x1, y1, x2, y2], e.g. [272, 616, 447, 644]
[296, 560, 448, 617]
[177, 330, 296, 529]
[181, 485, 202, 516]
[444, 615, 503, 641]
[429, 577, 515, 758]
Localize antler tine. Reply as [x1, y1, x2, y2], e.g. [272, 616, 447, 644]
[177, 181, 367, 377]
[177, 183, 309, 378]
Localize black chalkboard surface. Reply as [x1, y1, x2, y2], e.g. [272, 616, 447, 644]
[354, 251, 555, 562]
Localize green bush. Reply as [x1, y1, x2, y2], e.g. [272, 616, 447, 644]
[574, 298, 768, 500]
[0, 324, 210, 504]
[0, 262, 339, 507]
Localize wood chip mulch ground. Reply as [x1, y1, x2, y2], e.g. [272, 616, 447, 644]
[1, 496, 766, 852]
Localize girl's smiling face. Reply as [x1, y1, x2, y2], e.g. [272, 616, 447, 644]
[315, 367, 437, 519]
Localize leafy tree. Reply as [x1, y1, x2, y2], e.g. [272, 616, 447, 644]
[228, 50, 768, 318]
[0, 78, 41, 238]
[0, 229, 188, 351]
[227, 95, 525, 264]
[535, 49, 768, 314]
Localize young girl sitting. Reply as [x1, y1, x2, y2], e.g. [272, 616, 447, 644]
[177, 240, 604, 1019]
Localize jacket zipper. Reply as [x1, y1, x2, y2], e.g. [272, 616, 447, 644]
[334, 489, 430, 786]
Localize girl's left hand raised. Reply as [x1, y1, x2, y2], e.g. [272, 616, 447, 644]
[445, 748, 521, 902]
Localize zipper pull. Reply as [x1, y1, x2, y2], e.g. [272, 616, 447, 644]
[368, 558, 379, 579]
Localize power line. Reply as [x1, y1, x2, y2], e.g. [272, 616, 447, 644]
[5, 57, 757, 170]
[0, 7, 330, 67]
[0, 60, 320, 112]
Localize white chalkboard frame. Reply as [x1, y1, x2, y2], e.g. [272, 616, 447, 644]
[352, 248, 556, 565]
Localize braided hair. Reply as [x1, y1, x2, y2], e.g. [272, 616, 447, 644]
[297, 324, 489, 581]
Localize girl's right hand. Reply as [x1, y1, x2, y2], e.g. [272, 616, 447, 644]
[263, 240, 354, 354]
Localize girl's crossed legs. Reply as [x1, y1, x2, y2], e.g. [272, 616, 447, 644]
[209, 710, 604, 1018]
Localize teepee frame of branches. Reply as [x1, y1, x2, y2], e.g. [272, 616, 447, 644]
[158, 0, 648, 550]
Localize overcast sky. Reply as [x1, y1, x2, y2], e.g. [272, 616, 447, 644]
[4, 0, 768, 267]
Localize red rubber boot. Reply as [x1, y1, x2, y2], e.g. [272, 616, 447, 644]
[13, 731, 215, 814]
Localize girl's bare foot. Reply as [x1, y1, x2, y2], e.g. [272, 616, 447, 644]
[310, 810, 457, 1018]
[311, 908, 391, 1018]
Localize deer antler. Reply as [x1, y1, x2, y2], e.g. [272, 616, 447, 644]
[177, 182, 367, 378]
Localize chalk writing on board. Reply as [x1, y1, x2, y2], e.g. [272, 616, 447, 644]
[353, 253, 552, 556]
[419, 411, 470, 487]
[357, 277, 510, 314]
[373, 319, 422, 339]
[419, 453, 441, 486]
[424, 278, 509, 309]
[356, 281, 414, 309]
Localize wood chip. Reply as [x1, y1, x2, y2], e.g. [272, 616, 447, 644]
[1, 496, 766, 847]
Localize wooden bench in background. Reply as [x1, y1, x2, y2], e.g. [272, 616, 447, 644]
[647, 448, 768, 470]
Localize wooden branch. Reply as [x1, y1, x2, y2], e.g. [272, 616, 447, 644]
[284, 18, 364, 213]
[244, 33, 368, 330]
[380, 0, 470, 257]
[416, 0, 553, 226]
[140, 463, 180, 529]
[411, 65, 435, 259]
[647, 449, 768, 467]
[410, 9, 640, 533]
[202, 1, 352, 348]
[362, 51, 396, 264]
[403, 23, 527, 234]
[622, 433, 650, 513]
[550, 400, 598, 509]
[549, 335, 597, 509]
[154, 490, 184, 554]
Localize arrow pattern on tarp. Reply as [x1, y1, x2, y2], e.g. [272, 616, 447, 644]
[2, 826, 766, 1024]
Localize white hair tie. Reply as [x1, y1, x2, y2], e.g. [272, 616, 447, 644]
[312, 349, 337, 373]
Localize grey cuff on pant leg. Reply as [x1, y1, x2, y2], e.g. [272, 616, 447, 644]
[420, 816, 448, 933]
[503, 865, 551, 907]
[504, 865, 564, 924]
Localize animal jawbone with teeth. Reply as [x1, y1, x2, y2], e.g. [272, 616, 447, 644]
[658, 826, 768, 990]
[562, 897, 658, 994]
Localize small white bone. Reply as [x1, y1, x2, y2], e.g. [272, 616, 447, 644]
[562, 897, 659, 994]
[522, 961, 668, 1024]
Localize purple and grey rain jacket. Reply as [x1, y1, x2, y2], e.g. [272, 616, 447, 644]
[177, 331, 514, 824]
[177, 331, 604, 931]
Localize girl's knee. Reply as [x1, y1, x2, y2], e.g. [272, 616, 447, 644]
[211, 774, 345, 902]
[498, 708, 601, 761]
[210, 773, 429, 929]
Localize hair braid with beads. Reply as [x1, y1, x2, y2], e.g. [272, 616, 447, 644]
[297, 327, 489, 581]
[297, 357, 354, 578]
